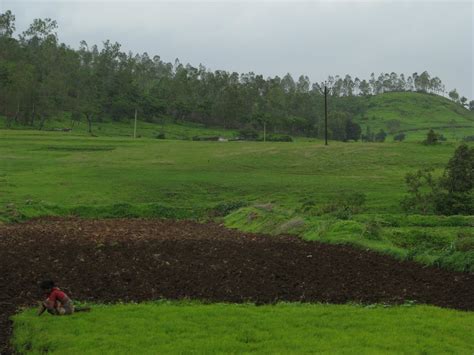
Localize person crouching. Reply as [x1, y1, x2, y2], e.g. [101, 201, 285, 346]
[37, 280, 76, 316]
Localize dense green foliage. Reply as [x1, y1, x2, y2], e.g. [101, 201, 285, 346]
[12, 302, 474, 354]
[1, 10, 472, 141]
[402, 144, 474, 216]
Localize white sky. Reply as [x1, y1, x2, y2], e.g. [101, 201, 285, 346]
[2, 0, 473, 98]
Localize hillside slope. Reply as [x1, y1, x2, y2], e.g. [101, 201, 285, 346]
[356, 92, 474, 140]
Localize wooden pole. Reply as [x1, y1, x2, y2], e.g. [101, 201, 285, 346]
[133, 108, 137, 139]
[263, 121, 266, 142]
[324, 85, 328, 146]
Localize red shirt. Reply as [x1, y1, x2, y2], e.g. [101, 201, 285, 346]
[45, 287, 69, 308]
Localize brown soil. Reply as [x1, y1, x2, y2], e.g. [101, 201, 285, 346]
[1, 218, 472, 354]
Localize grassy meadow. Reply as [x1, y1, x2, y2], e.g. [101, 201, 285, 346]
[0, 129, 460, 212]
[12, 302, 474, 354]
[1, 129, 473, 271]
[356, 92, 474, 141]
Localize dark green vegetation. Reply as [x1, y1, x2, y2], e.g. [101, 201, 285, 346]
[1, 10, 473, 142]
[1, 131, 473, 271]
[402, 144, 474, 215]
[12, 302, 474, 354]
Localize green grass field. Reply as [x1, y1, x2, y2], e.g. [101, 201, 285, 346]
[12, 302, 474, 354]
[0, 129, 460, 213]
[1, 129, 473, 271]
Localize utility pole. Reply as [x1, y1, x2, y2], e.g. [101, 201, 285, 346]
[324, 85, 328, 146]
[263, 121, 266, 142]
[133, 108, 138, 139]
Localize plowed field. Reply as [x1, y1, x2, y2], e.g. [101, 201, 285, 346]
[1, 218, 472, 353]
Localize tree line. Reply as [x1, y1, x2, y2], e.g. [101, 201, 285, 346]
[1, 10, 472, 139]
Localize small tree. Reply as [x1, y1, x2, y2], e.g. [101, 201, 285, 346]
[238, 127, 259, 141]
[386, 119, 401, 134]
[423, 129, 439, 145]
[393, 132, 406, 142]
[345, 119, 361, 141]
[440, 144, 474, 193]
[401, 144, 474, 215]
[448, 89, 459, 102]
[469, 100, 474, 111]
[435, 144, 474, 215]
[361, 126, 374, 142]
[401, 168, 438, 214]
[374, 129, 387, 142]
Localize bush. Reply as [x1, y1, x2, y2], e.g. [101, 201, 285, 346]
[462, 135, 474, 142]
[400, 168, 437, 214]
[454, 231, 474, 252]
[386, 119, 401, 134]
[393, 132, 406, 142]
[374, 129, 387, 142]
[264, 134, 293, 142]
[362, 220, 383, 240]
[156, 133, 166, 139]
[392, 230, 452, 250]
[402, 157, 474, 216]
[192, 136, 219, 141]
[434, 191, 473, 215]
[238, 128, 259, 141]
[321, 192, 367, 219]
[422, 129, 439, 145]
[213, 200, 248, 216]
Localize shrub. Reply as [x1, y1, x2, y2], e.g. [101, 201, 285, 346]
[156, 133, 166, 139]
[422, 129, 439, 145]
[362, 220, 383, 240]
[264, 134, 293, 142]
[462, 135, 474, 142]
[192, 136, 219, 141]
[435, 143, 474, 215]
[454, 231, 474, 252]
[392, 230, 451, 251]
[361, 126, 375, 142]
[393, 132, 406, 142]
[403, 145, 474, 215]
[275, 218, 305, 234]
[401, 168, 437, 214]
[374, 129, 387, 142]
[321, 192, 367, 218]
[213, 200, 248, 216]
[386, 119, 401, 134]
[238, 128, 259, 141]
[434, 191, 473, 215]
[345, 120, 362, 141]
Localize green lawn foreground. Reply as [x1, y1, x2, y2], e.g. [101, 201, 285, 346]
[12, 302, 474, 354]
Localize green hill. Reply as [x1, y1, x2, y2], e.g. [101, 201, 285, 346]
[356, 92, 474, 141]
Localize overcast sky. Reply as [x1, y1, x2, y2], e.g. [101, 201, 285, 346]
[2, 0, 473, 98]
